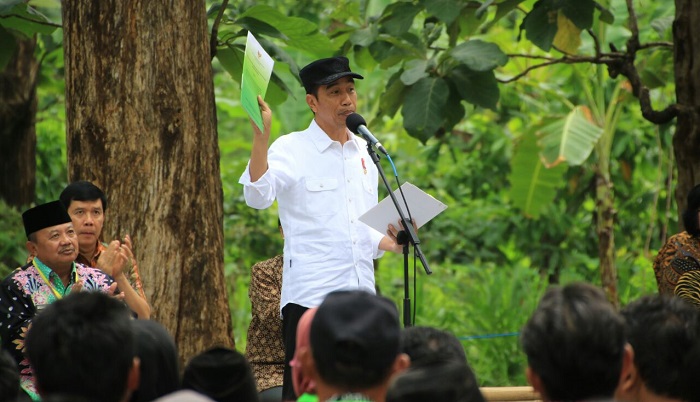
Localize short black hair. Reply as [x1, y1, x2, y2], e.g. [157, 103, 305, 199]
[0, 349, 19, 402]
[520, 283, 625, 401]
[25, 292, 134, 402]
[386, 361, 484, 402]
[59, 181, 108, 212]
[683, 183, 700, 236]
[621, 295, 700, 401]
[400, 326, 467, 367]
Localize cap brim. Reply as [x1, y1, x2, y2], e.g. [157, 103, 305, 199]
[316, 71, 364, 86]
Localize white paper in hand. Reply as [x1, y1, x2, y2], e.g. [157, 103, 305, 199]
[359, 182, 447, 234]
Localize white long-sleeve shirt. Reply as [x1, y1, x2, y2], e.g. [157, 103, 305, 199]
[239, 120, 385, 313]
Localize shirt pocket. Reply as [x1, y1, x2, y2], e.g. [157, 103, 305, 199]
[305, 177, 340, 216]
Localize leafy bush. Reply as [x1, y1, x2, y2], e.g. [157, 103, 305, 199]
[0, 200, 27, 278]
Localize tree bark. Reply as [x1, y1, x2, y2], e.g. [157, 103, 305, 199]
[0, 38, 37, 207]
[595, 172, 619, 308]
[673, 0, 700, 220]
[62, 0, 234, 364]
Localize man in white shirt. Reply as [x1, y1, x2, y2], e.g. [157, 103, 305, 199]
[239, 56, 403, 400]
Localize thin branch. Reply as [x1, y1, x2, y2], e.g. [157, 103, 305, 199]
[639, 41, 673, 50]
[498, 54, 621, 83]
[0, 14, 61, 28]
[210, 0, 230, 61]
[586, 28, 602, 57]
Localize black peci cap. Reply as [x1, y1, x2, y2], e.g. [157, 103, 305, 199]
[299, 56, 364, 94]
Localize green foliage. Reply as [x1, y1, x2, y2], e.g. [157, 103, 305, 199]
[509, 133, 567, 218]
[0, 0, 59, 70]
[538, 106, 605, 167]
[375, 251, 547, 386]
[0, 200, 26, 278]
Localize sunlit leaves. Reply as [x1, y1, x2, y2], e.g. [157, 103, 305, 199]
[538, 106, 604, 167]
[509, 133, 566, 219]
[0, 3, 57, 38]
[236, 5, 334, 55]
[520, 0, 601, 53]
[552, 12, 582, 54]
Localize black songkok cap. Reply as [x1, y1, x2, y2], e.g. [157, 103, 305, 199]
[22, 200, 72, 238]
[310, 290, 401, 381]
[299, 56, 364, 94]
[182, 347, 258, 402]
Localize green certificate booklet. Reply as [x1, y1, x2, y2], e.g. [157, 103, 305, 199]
[241, 32, 274, 130]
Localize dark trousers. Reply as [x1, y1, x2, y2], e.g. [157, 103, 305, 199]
[282, 303, 309, 401]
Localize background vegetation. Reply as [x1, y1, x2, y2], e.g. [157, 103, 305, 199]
[0, 0, 675, 386]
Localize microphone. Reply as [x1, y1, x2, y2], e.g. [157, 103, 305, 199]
[346, 113, 389, 156]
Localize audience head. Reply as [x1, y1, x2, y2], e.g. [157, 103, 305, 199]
[617, 294, 700, 402]
[182, 347, 259, 402]
[307, 290, 408, 395]
[0, 349, 20, 402]
[60, 180, 108, 212]
[386, 361, 484, 402]
[291, 307, 318, 396]
[520, 282, 628, 402]
[130, 320, 180, 402]
[22, 201, 78, 267]
[25, 291, 139, 402]
[400, 326, 467, 367]
[59, 181, 108, 252]
[683, 183, 700, 236]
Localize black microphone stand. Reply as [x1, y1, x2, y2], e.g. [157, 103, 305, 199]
[365, 142, 432, 328]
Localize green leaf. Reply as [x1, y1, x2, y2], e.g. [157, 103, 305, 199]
[493, 0, 527, 22]
[538, 106, 604, 167]
[400, 59, 428, 85]
[552, 11, 582, 54]
[216, 45, 245, 85]
[561, 0, 595, 30]
[475, 0, 496, 19]
[450, 39, 507, 72]
[237, 5, 334, 55]
[0, 4, 57, 38]
[0, 0, 24, 14]
[651, 15, 673, 39]
[0, 26, 17, 71]
[401, 76, 449, 143]
[449, 66, 499, 110]
[520, 0, 557, 52]
[380, 2, 421, 37]
[377, 71, 409, 119]
[350, 26, 378, 47]
[509, 132, 567, 219]
[594, 2, 615, 24]
[444, 86, 466, 132]
[425, 0, 464, 25]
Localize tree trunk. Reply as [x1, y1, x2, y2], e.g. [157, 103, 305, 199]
[62, 0, 234, 364]
[0, 38, 37, 207]
[673, 0, 700, 221]
[596, 171, 619, 308]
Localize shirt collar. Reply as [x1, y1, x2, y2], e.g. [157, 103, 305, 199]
[308, 119, 359, 153]
[33, 257, 76, 282]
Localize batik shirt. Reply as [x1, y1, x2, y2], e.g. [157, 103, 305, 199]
[0, 259, 114, 400]
[245, 254, 285, 391]
[653, 231, 700, 295]
[76, 240, 147, 300]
